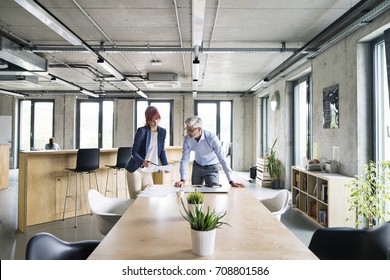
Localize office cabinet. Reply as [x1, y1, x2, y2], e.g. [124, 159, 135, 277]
[291, 166, 355, 227]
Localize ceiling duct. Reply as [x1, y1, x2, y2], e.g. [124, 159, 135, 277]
[0, 75, 39, 88]
[144, 73, 180, 89]
[0, 36, 47, 72]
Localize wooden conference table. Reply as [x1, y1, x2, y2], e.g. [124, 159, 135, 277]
[88, 186, 318, 260]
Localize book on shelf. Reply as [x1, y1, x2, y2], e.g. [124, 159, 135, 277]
[303, 176, 307, 191]
[319, 209, 328, 227]
[310, 201, 317, 218]
[312, 182, 318, 197]
[321, 183, 328, 203]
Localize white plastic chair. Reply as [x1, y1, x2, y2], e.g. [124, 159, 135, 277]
[259, 189, 290, 220]
[87, 190, 133, 236]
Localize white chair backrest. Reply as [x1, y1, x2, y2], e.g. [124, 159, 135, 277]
[88, 189, 131, 216]
[87, 190, 133, 235]
[260, 189, 290, 220]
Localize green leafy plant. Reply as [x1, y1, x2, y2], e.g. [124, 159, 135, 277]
[266, 138, 282, 181]
[346, 160, 390, 228]
[180, 199, 230, 231]
[186, 191, 204, 205]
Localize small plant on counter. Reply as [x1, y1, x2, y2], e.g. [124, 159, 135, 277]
[180, 199, 230, 231]
[186, 191, 204, 205]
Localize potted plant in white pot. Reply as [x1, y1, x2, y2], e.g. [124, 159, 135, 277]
[267, 138, 283, 189]
[346, 160, 390, 229]
[186, 191, 204, 212]
[181, 199, 230, 256]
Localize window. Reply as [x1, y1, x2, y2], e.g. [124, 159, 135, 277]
[19, 100, 54, 151]
[76, 100, 114, 148]
[372, 35, 390, 222]
[136, 100, 173, 146]
[261, 97, 269, 156]
[293, 76, 312, 166]
[195, 100, 233, 165]
[373, 38, 390, 162]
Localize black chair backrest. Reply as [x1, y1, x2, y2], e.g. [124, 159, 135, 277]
[26, 232, 100, 260]
[308, 222, 390, 260]
[116, 147, 132, 168]
[75, 148, 100, 172]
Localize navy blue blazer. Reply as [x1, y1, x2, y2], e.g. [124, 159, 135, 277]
[125, 125, 168, 173]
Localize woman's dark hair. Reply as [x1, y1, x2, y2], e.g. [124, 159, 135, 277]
[145, 106, 161, 128]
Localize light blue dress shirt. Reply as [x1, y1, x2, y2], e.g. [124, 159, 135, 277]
[179, 129, 234, 182]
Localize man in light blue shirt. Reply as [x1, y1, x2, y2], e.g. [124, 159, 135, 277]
[174, 116, 245, 188]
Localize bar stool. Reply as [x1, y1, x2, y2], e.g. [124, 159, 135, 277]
[62, 148, 100, 228]
[104, 147, 132, 198]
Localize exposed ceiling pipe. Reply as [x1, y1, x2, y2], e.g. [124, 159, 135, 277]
[203, 0, 222, 81]
[173, 0, 187, 77]
[72, 0, 142, 86]
[31, 46, 301, 54]
[72, 0, 115, 47]
[262, 0, 389, 83]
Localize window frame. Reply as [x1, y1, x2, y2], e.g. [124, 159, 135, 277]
[75, 99, 114, 149]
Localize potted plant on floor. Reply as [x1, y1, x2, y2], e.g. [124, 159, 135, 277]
[267, 138, 282, 189]
[346, 160, 390, 229]
[186, 191, 204, 212]
[181, 199, 230, 256]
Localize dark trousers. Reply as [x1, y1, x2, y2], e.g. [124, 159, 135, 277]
[191, 161, 219, 185]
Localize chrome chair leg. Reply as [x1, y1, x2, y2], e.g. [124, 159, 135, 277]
[74, 173, 78, 228]
[104, 168, 110, 196]
[62, 172, 71, 221]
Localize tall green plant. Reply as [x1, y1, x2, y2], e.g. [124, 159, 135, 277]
[267, 138, 282, 180]
[180, 199, 230, 231]
[346, 160, 390, 228]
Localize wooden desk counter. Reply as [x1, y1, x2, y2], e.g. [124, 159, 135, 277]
[88, 187, 318, 260]
[0, 144, 10, 190]
[18, 149, 123, 232]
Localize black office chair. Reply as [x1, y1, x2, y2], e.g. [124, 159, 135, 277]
[308, 222, 390, 260]
[62, 148, 100, 227]
[104, 147, 132, 198]
[26, 232, 100, 260]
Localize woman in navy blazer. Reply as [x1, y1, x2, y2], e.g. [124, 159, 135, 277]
[125, 106, 168, 198]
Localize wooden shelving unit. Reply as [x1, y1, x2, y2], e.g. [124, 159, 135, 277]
[256, 157, 271, 187]
[291, 166, 355, 227]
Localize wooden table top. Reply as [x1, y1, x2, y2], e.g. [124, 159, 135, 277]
[88, 186, 318, 260]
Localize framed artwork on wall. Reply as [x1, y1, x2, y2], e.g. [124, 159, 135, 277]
[323, 84, 339, 129]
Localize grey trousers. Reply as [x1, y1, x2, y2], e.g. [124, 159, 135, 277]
[191, 161, 219, 185]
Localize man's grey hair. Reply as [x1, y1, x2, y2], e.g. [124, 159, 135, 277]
[185, 116, 203, 128]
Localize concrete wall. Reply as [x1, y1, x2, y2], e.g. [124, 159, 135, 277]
[255, 9, 390, 182]
[1, 93, 248, 171]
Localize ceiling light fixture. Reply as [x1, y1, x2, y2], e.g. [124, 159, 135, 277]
[80, 89, 99, 98]
[122, 79, 138, 91]
[192, 0, 206, 47]
[192, 59, 200, 81]
[0, 89, 25, 97]
[97, 59, 124, 80]
[136, 90, 148, 99]
[51, 77, 80, 90]
[192, 79, 198, 91]
[14, 0, 83, 46]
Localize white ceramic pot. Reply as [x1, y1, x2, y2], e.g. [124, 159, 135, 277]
[187, 203, 203, 213]
[191, 228, 216, 256]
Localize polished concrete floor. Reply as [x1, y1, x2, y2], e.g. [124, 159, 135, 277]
[0, 169, 319, 260]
